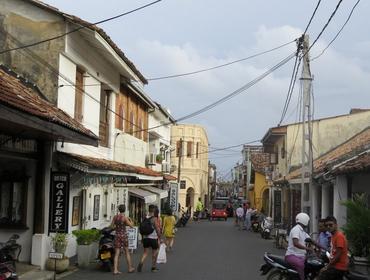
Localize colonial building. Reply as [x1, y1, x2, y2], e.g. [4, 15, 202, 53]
[0, 0, 174, 268]
[262, 109, 370, 231]
[171, 124, 209, 211]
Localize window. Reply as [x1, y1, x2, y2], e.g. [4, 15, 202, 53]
[99, 90, 110, 147]
[74, 68, 84, 122]
[187, 141, 193, 158]
[176, 141, 182, 157]
[117, 105, 124, 131]
[0, 177, 28, 228]
[196, 142, 200, 158]
[129, 111, 134, 135]
[137, 117, 142, 139]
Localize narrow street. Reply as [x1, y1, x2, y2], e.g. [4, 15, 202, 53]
[64, 219, 282, 280]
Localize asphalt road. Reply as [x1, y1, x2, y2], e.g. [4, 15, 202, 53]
[63, 218, 282, 280]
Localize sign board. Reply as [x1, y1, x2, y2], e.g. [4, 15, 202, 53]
[122, 187, 129, 215]
[48, 252, 64, 259]
[169, 182, 179, 213]
[127, 226, 138, 250]
[49, 172, 70, 233]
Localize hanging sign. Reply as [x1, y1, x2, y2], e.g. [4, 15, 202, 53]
[122, 187, 129, 215]
[169, 182, 179, 213]
[49, 172, 70, 233]
[127, 226, 138, 250]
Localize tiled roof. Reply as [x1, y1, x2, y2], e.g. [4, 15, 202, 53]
[58, 152, 163, 178]
[331, 150, 370, 174]
[0, 65, 98, 140]
[164, 174, 177, 181]
[250, 152, 270, 174]
[29, 0, 147, 84]
[286, 126, 370, 180]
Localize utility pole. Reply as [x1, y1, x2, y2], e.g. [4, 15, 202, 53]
[300, 35, 314, 230]
[177, 138, 183, 184]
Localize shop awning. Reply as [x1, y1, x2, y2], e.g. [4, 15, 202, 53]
[141, 186, 168, 199]
[128, 187, 157, 204]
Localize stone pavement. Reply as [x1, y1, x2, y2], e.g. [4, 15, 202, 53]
[59, 219, 282, 280]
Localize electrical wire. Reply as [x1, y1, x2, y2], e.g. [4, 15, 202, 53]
[147, 39, 297, 81]
[303, 0, 322, 35]
[0, 0, 162, 55]
[311, 0, 361, 61]
[306, 0, 345, 55]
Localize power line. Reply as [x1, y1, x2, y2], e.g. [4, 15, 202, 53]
[303, 0, 322, 35]
[306, 0, 345, 55]
[0, 0, 162, 55]
[311, 0, 361, 61]
[146, 39, 297, 81]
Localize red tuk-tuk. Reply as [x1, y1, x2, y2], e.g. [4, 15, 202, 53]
[210, 200, 228, 221]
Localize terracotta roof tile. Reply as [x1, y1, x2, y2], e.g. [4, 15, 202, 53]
[0, 65, 97, 140]
[250, 152, 270, 174]
[286, 126, 370, 180]
[164, 174, 177, 181]
[58, 152, 162, 177]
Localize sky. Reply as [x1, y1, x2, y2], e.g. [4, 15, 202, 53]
[42, 0, 370, 179]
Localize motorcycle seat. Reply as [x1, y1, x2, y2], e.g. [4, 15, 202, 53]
[267, 254, 295, 270]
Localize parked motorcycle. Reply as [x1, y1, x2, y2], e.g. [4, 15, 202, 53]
[176, 211, 190, 227]
[251, 213, 260, 232]
[260, 217, 273, 239]
[97, 228, 114, 272]
[0, 262, 17, 280]
[0, 235, 21, 269]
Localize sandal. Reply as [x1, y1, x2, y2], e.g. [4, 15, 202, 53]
[128, 268, 135, 273]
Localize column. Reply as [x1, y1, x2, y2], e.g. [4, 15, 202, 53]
[333, 175, 348, 227]
[321, 183, 330, 218]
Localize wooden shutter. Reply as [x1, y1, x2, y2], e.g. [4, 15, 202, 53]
[74, 68, 84, 121]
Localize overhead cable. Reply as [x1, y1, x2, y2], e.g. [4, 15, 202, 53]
[147, 39, 297, 81]
[0, 0, 162, 55]
[311, 0, 361, 61]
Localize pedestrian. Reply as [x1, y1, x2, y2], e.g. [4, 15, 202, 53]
[244, 203, 253, 231]
[111, 204, 135, 275]
[137, 204, 163, 273]
[195, 197, 203, 220]
[285, 212, 312, 280]
[235, 205, 244, 230]
[318, 216, 348, 280]
[162, 208, 176, 251]
[317, 218, 331, 252]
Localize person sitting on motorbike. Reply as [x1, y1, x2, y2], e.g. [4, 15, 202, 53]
[318, 216, 348, 280]
[285, 212, 312, 280]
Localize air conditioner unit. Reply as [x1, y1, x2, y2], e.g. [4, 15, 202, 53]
[162, 162, 170, 173]
[146, 153, 156, 166]
[170, 165, 177, 173]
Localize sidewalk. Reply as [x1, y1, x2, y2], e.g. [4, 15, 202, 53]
[18, 262, 78, 280]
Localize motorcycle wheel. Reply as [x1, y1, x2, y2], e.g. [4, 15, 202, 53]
[267, 269, 289, 280]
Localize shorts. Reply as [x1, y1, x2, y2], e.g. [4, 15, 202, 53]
[142, 238, 159, 250]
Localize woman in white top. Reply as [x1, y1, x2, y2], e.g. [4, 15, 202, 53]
[285, 213, 311, 280]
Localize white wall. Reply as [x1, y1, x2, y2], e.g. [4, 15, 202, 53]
[114, 133, 148, 166]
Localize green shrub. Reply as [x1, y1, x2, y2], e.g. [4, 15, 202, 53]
[342, 193, 370, 258]
[72, 229, 101, 245]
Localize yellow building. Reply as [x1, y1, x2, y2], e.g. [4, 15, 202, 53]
[249, 153, 271, 214]
[171, 124, 209, 211]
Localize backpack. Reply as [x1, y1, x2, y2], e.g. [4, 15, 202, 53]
[139, 216, 155, 236]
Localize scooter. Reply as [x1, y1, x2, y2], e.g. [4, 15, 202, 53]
[260, 241, 369, 280]
[260, 217, 273, 239]
[97, 227, 115, 272]
[0, 235, 21, 269]
[251, 213, 260, 232]
[176, 211, 190, 227]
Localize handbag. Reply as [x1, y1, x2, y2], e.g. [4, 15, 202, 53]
[156, 243, 167, 264]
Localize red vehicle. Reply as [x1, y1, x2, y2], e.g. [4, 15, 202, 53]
[210, 200, 228, 221]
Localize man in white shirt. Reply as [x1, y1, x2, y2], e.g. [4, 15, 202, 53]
[285, 212, 311, 280]
[235, 205, 244, 230]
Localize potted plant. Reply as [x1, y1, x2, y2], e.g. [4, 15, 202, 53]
[72, 229, 101, 268]
[342, 194, 370, 265]
[156, 154, 163, 163]
[46, 233, 70, 273]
